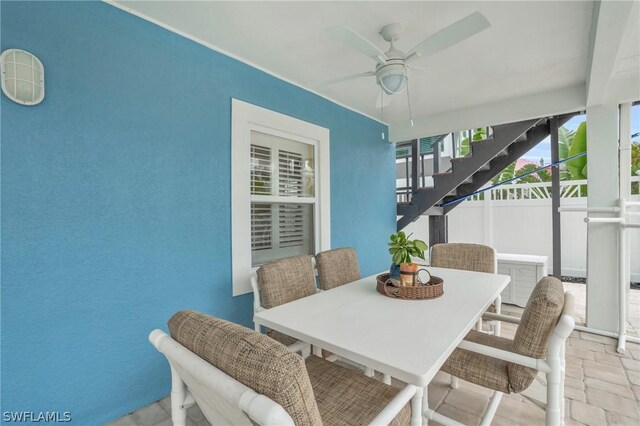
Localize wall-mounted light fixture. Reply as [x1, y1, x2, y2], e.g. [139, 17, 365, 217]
[1, 49, 45, 105]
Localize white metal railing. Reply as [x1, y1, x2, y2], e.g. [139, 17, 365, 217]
[465, 176, 640, 202]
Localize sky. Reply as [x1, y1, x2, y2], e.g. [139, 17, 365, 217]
[522, 105, 640, 165]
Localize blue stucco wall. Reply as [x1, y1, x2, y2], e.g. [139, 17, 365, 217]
[0, 1, 395, 424]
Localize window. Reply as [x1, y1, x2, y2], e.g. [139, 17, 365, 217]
[249, 131, 315, 266]
[231, 99, 330, 295]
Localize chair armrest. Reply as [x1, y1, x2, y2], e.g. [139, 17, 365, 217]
[250, 275, 263, 314]
[369, 384, 417, 426]
[481, 312, 521, 325]
[457, 340, 550, 373]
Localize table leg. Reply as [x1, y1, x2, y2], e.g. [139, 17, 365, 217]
[422, 386, 429, 425]
[410, 386, 424, 426]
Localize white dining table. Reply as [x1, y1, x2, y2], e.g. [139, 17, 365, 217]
[254, 267, 510, 426]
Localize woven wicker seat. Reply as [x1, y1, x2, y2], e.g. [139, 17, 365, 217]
[315, 247, 361, 290]
[257, 254, 317, 309]
[306, 355, 411, 426]
[252, 255, 317, 351]
[442, 330, 512, 393]
[443, 277, 565, 393]
[160, 310, 412, 426]
[436, 277, 573, 425]
[430, 243, 496, 274]
[430, 243, 500, 336]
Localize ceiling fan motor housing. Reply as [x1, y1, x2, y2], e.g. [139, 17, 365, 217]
[376, 49, 407, 95]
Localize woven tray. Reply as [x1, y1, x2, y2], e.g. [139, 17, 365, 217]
[376, 272, 444, 300]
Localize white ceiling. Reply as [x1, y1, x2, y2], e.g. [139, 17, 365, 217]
[112, 1, 638, 138]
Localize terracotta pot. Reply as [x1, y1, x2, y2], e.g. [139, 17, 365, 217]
[399, 262, 419, 286]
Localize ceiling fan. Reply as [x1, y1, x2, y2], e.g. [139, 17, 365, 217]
[320, 12, 491, 114]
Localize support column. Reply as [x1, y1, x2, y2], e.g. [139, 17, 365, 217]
[433, 139, 441, 174]
[429, 216, 448, 246]
[411, 139, 419, 195]
[550, 117, 562, 279]
[586, 103, 620, 333]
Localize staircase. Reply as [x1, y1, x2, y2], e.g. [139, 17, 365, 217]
[397, 113, 577, 231]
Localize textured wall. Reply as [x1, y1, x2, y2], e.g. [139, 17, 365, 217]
[0, 1, 395, 424]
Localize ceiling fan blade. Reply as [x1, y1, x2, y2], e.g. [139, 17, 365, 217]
[406, 12, 490, 62]
[327, 25, 388, 63]
[314, 71, 375, 88]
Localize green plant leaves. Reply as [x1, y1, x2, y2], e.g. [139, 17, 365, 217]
[459, 128, 487, 157]
[388, 232, 428, 265]
[414, 240, 428, 251]
[566, 121, 587, 179]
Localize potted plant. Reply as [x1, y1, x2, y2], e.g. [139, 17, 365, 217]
[388, 231, 428, 286]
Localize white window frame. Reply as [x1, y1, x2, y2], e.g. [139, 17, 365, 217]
[231, 99, 330, 296]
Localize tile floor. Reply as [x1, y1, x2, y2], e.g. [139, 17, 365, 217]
[109, 285, 640, 426]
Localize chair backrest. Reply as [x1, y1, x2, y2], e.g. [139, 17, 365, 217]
[315, 247, 361, 290]
[508, 276, 566, 392]
[256, 255, 317, 309]
[163, 310, 323, 425]
[430, 243, 496, 273]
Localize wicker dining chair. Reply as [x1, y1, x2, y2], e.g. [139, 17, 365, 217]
[151, 310, 418, 426]
[430, 243, 501, 390]
[430, 243, 501, 334]
[315, 247, 361, 290]
[250, 254, 317, 354]
[429, 277, 575, 426]
[313, 247, 380, 377]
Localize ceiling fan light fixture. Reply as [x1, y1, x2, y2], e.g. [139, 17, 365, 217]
[377, 63, 407, 95]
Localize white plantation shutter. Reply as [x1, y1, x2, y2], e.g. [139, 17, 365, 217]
[250, 144, 272, 195]
[278, 150, 303, 196]
[250, 203, 272, 251]
[277, 150, 306, 252]
[249, 132, 314, 266]
[251, 144, 274, 255]
[278, 204, 305, 248]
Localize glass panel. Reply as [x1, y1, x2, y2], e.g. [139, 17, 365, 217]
[251, 203, 314, 267]
[250, 144, 272, 195]
[250, 131, 314, 197]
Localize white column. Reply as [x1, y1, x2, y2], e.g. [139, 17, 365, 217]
[586, 103, 620, 332]
[483, 185, 493, 247]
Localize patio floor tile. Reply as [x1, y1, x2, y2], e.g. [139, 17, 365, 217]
[585, 388, 639, 419]
[582, 360, 630, 386]
[570, 400, 607, 426]
[621, 358, 640, 372]
[584, 378, 636, 399]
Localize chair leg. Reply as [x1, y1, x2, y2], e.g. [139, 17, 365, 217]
[493, 295, 502, 336]
[312, 345, 322, 357]
[410, 386, 424, 426]
[480, 392, 503, 426]
[450, 375, 459, 389]
[475, 318, 483, 332]
[382, 374, 391, 385]
[169, 365, 188, 426]
[560, 343, 566, 421]
[546, 363, 563, 426]
[364, 367, 374, 377]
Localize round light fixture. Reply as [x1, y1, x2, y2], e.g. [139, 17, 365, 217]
[376, 57, 407, 95]
[380, 72, 407, 94]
